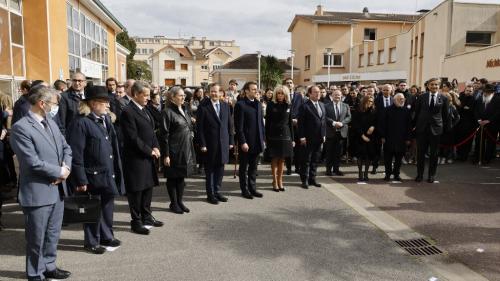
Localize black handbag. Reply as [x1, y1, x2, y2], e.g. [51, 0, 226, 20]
[63, 194, 101, 224]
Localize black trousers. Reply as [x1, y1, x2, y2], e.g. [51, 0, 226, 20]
[417, 131, 440, 178]
[127, 188, 153, 226]
[372, 136, 382, 169]
[166, 177, 185, 206]
[325, 134, 343, 173]
[300, 142, 322, 184]
[384, 147, 404, 177]
[239, 152, 259, 194]
[84, 193, 115, 247]
[205, 164, 224, 197]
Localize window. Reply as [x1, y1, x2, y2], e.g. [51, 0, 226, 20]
[212, 64, 221, 71]
[10, 12, 22, 45]
[377, 50, 384, 65]
[201, 65, 209, 70]
[420, 33, 424, 57]
[389, 47, 396, 63]
[9, 0, 20, 12]
[414, 37, 418, 57]
[181, 78, 186, 86]
[368, 52, 374, 66]
[80, 14, 85, 34]
[164, 60, 175, 70]
[358, 54, 364, 67]
[323, 53, 343, 67]
[466, 31, 492, 46]
[181, 63, 188, 71]
[149, 49, 154, 54]
[72, 8, 79, 30]
[165, 79, 175, 86]
[364, 28, 376, 40]
[305, 55, 310, 70]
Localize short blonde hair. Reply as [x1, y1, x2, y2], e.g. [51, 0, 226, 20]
[272, 85, 290, 104]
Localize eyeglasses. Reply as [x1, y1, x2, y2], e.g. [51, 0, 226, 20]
[72, 79, 85, 83]
[45, 101, 59, 106]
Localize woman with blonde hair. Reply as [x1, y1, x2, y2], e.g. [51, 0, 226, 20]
[265, 85, 294, 191]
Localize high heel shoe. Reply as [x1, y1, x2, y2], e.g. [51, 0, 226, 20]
[278, 185, 285, 192]
[272, 181, 279, 192]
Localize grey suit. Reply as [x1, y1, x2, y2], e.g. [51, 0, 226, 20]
[324, 102, 351, 173]
[10, 112, 72, 280]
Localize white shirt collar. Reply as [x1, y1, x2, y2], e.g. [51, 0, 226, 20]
[131, 99, 144, 110]
[28, 110, 45, 127]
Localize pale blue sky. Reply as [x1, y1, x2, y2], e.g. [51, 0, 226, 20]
[101, 0, 500, 58]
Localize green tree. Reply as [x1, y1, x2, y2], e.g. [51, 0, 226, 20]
[117, 31, 151, 81]
[260, 55, 284, 89]
[127, 60, 152, 81]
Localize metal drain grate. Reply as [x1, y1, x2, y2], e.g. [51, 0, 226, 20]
[394, 238, 444, 256]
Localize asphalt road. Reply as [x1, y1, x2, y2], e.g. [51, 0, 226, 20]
[0, 167, 443, 281]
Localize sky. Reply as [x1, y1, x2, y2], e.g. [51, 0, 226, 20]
[100, 0, 500, 58]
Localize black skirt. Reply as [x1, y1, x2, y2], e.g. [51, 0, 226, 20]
[266, 139, 293, 158]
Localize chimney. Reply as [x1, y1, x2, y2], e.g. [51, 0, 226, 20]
[363, 7, 369, 17]
[315, 5, 323, 16]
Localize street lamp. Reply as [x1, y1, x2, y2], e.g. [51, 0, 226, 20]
[257, 51, 262, 90]
[289, 49, 296, 81]
[325, 48, 332, 89]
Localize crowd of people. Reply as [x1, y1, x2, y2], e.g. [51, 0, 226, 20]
[0, 73, 498, 280]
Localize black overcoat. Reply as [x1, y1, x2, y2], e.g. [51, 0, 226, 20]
[120, 102, 159, 191]
[297, 100, 326, 145]
[67, 113, 125, 195]
[196, 99, 234, 165]
[234, 98, 265, 154]
[379, 105, 412, 152]
[160, 104, 196, 178]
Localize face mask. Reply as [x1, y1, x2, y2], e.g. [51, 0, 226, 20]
[48, 105, 59, 118]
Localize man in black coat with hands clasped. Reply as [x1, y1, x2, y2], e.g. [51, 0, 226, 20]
[234, 81, 265, 199]
[120, 81, 163, 235]
[379, 93, 412, 182]
[297, 85, 326, 189]
[197, 83, 234, 204]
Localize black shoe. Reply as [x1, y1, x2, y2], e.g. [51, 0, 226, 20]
[169, 203, 184, 214]
[301, 182, 309, 189]
[415, 176, 423, 182]
[333, 171, 344, 176]
[393, 176, 402, 182]
[250, 191, 263, 198]
[84, 245, 106, 254]
[370, 168, 377, 175]
[383, 175, 391, 181]
[427, 177, 435, 183]
[131, 225, 150, 235]
[308, 181, 321, 187]
[242, 192, 253, 199]
[279, 186, 285, 192]
[44, 268, 71, 279]
[178, 202, 190, 213]
[215, 193, 228, 202]
[144, 218, 164, 227]
[273, 187, 280, 192]
[207, 196, 219, 205]
[100, 239, 121, 247]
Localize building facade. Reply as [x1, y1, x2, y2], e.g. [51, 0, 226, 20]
[134, 36, 240, 87]
[0, 0, 126, 100]
[288, 5, 419, 86]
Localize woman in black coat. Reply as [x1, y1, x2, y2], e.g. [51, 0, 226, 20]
[265, 86, 294, 191]
[351, 96, 377, 181]
[160, 86, 196, 214]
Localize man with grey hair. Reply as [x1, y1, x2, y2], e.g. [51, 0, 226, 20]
[379, 93, 411, 181]
[121, 81, 163, 235]
[10, 86, 72, 281]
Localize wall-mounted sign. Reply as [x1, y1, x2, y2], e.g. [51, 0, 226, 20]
[486, 58, 500, 68]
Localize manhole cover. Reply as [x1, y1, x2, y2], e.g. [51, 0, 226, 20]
[394, 238, 444, 256]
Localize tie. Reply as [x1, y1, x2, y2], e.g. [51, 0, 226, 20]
[430, 94, 435, 109]
[41, 118, 57, 146]
[142, 108, 151, 121]
[385, 98, 389, 108]
[215, 103, 220, 118]
[315, 102, 322, 117]
[335, 104, 340, 121]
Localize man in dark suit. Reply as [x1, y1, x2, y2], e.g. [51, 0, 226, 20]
[58, 71, 87, 136]
[12, 80, 32, 124]
[290, 86, 306, 174]
[473, 83, 500, 164]
[234, 81, 265, 199]
[413, 78, 451, 183]
[120, 81, 163, 235]
[10, 86, 72, 281]
[372, 84, 394, 174]
[297, 85, 326, 188]
[67, 86, 125, 254]
[197, 83, 234, 204]
[324, 89, 351, 176]
[379, 93, 412, 181]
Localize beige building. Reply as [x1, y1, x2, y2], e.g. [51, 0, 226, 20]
[211, 54, 298, 89]
[133, 36, 240, 86]
[288, 6, 420, 86]
[347, 0, 500, 88]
